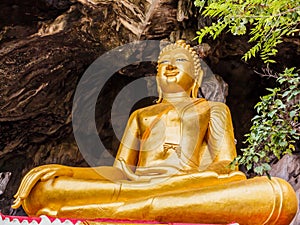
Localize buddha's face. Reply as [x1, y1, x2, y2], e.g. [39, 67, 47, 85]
[157, 48, 195, 94]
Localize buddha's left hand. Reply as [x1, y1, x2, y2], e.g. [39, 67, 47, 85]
[118, 159, 172, 181]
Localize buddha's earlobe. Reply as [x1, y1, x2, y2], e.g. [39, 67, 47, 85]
[156, 81, 163, 103]
[191, 69, 203, 98]
[191, 81, 200, 98]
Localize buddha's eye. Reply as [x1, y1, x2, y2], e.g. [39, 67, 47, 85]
[176, 58, 188, 62]
[159, 60, 169, 64]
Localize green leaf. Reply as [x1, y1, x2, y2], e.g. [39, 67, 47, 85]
[262, 163, 271, 171]
[290, 111, 297, 118]
[288, 144, 295, 151]
[254, 166, 263, 175]
[246, 164, 253, 171]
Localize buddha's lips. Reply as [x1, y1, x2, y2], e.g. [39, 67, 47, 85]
[164, 71, 179, 77]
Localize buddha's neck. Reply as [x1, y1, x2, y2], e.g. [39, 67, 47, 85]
[162, 92, 192, 103]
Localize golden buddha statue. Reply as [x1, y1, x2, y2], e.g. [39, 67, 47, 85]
[12, 40, 297, 225]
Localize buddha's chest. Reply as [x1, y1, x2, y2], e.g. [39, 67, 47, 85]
[140, 106, 209, 142]
[138, 106, 210, 168]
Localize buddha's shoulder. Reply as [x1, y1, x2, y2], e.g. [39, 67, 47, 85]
[130, 100, 231, 118]
[206, 101, 231, 116]
[207, 101, 229, 109]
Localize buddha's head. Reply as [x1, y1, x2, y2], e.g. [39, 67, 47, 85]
[156, 40, 203, 102]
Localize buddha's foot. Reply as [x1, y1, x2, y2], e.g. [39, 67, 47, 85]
[36, 208, 58, 217]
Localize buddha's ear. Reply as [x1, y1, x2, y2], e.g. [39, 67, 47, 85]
[191, 69, 203, 98]
[191, 82, 200, 98]
[198, 68, 204, 87]
[156, 76, 163, 103]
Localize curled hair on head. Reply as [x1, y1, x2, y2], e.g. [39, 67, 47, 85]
[156, 40, 203, 103]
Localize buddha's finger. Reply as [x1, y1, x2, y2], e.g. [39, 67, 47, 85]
[14, 167, 40, 197]
[120, 164, 151, 182]
[135, 166, 169, 175]
[14, 165, 51, 196]
[40, 168, 73, 181]
[40, 171, 57, 181]
[13, 169, 49, 203]
[118, 159, 142, 181]
[11, 196, 22, 208]
[13, 170, 41, 198]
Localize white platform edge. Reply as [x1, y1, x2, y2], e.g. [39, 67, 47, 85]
[0, 215, 81, 225]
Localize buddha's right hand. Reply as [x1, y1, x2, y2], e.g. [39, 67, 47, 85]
[12, 164, 73, 209]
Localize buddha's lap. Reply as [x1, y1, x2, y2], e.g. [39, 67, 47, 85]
[24, 176, 297, 225]
[27, 170, 246, 206]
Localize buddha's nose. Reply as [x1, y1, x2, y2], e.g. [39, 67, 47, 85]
[166, 64, 176, 70]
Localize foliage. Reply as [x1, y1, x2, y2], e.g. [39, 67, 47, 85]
[194, 0, 300, 175]
[231, 68, 300, 175]
[194, 0, 300, 63]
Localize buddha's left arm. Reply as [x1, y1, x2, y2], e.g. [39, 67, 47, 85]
[206, 102, 237, 174]
[113, 110, 140, 172]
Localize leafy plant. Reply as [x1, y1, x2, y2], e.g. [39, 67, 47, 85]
[194, 0, 300, 175]
[231, 68, 300, 176]
[194, 0, 300, 63]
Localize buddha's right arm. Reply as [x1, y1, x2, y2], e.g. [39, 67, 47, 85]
[11, 164, 129, 209]
[12, 164, 74, 209]
[35, 110, 142, 181]
[12, 111, 141, 209]
[62, 111, 141, 181]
